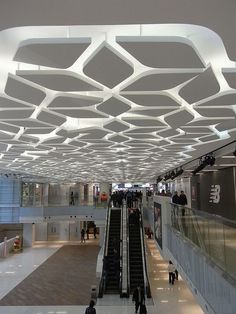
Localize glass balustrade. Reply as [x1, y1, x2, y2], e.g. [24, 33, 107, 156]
[170, 203, 236, 282]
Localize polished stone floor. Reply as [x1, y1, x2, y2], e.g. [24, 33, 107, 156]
[0, 238, 204, 314]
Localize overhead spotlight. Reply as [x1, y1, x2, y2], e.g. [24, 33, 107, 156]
[233, 149, 236, 157]
[171, 168, 184, 179]
[204, 154, 215, 166]
[170, 171, 176, 180]
[156, 176, 162, 184]
[164, 172, 172, 181]
[192, 158, 206, 175]
[192, 153, 215, 175]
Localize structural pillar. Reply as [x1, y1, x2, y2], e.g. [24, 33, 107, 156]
[88, 183, 94, 206]
[23, 223, 35, 247]
[78, 183, 84, 205]
[42, 183, 49, 206]
[99, 182, 111, 204]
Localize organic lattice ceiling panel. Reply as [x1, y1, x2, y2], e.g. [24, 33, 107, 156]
[0, 109, 35, 119]
[179, 67, 220, 104]
[5, 76, 46, 105]
[222, 72, 236, 89]
[122, 94, 181, 107]
[14, 41, 91, 68]
[48, 95, 103, 108]
[0, 97, 33, 108]
[0, 24, 235, 182]
[84, 46, 133, 88]
[118, 41, 205, 68]
[196, 92, 236, 106]
[17, 71, 102, 91]
[122, 73, 198, 91]
[97, 97, 131, 116]
[164, 109, 194, 128]
[104, 120, 130, 132]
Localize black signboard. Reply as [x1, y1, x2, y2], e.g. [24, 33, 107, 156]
[195, 167, 236, 220]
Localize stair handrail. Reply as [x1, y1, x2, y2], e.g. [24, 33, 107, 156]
[139, 203, 152, 298]
[98, 200, 111, 297]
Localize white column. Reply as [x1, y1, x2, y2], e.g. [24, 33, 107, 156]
[35, 222, 47, 241]
[78, 183, 84, 204]
[99, 182, 111, 204]
[88, 183, 94, 206]
[76, 221, 81, 240]
[42, 183, 49, 206]
[58, 222, 69, 241]
[23, 223, 35, 247]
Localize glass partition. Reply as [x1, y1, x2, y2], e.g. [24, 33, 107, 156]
[21, 182, 43, 207]
[170, 203, 236, 282]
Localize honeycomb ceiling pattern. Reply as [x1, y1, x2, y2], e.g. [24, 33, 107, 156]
[0, 24, 235, 182]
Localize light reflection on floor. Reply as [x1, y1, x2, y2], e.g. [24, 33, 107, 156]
[0, 239, 204, 314]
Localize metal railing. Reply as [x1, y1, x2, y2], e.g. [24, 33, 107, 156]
[0, 237, 16, 257]
[170, 203, 236, 283]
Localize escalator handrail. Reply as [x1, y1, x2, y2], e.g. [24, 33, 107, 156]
[98, 200, 111, 297]
[121, 200, 129, 296]
[120, 201, 124, 295]
[126, 202, 130, 296]
[139, 204, 152, 298]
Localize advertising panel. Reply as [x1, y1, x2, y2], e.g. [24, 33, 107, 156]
[197, 167, 236, 220]
[154, 202, 162, 249]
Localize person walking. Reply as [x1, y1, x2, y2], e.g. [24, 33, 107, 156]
[172, 191, 180, 205]
[85, 300, 96, 314]
[168, 260, 175, 285]
[70, 191, 75, 205]
[132, 285, 145, 314]
[93, 226, 97, 239]
[86, 228, 90, 240]
[81, 228, 86, 243]
[172, 191, 180, 218]
[179, 190, 187, 216]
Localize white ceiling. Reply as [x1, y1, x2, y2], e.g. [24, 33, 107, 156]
[0, 23, 235, 182]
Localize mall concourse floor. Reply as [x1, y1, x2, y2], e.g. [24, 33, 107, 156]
[0, 238, 203, 314]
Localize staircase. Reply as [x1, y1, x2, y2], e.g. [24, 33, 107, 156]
[105, 209, 121, 294]
[129, 214, 144, 292]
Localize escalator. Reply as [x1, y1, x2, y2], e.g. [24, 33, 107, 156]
[104, 208, 121, 294]
[129, 212, 144, 292]
[128, 209, 151, 297]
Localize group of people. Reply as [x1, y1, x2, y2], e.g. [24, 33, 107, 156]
[85, 285, 147, 314]
[81, 226, 97, 243]
[110, 189, 143, 209]
[172, 190, 188, 216]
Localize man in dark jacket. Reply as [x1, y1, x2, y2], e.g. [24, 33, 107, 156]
[132, 285, 145, 314]
[172, 191, 180, 204]
[179, 190, 187, 216]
